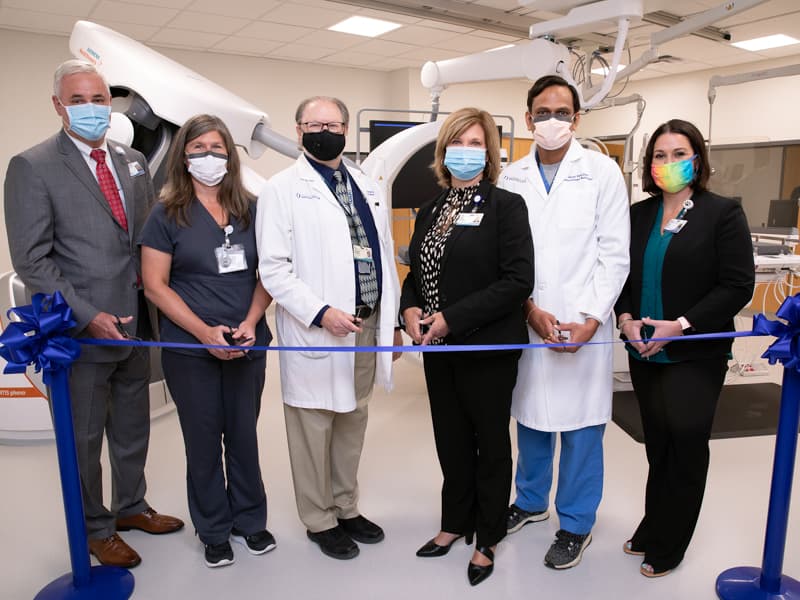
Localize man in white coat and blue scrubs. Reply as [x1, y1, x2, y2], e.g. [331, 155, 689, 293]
[499, 75, 630, 570]
[257, 96, 401, 561]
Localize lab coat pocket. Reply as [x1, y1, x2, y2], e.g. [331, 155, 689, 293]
[276, 307, 331, 359]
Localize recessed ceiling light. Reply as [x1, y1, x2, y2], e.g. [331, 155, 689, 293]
[732, 34, 800, 51]
[591, 64, 626, 76]
[329, 16, 401, 38]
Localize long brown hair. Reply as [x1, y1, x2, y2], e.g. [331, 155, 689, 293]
[159, 114, 255, 227]
[641, 119, 710, 195]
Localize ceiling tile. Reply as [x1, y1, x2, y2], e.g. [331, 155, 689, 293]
[717, 0, 800, 26]
[431, 33, 507, 53]
[416, 19, 474, 34]
[259, 3, 350, 28]
[89, 1, 180, 27]
[350, 38, 419, 56]
[0, 7, 75, 34]
[728, 12, 800, 43]
[355, 8, 423, 25]
[267, 43, 333, 60]
[167, 11, 252, 35]
[293, 29, 364, 50]
[319, 50, 380, 66]
[91, 19, 160, 41]
[398, 46, 465, 61]
[185, 0, 280, 20]
[471, 30, 524, 43]
[148, 27, 227, 49]
[237, 20, 314, 42]
[659, 36, 750, 61]
[1, 0, 96, 17]
[472, 0, 528, 10]
[211, 36, 284, 55]
[364, 56, 424, 71]
[113, 0, 192, 7]
[380, 25, 459, 45]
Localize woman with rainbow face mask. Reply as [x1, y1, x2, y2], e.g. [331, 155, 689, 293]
[614, 119, 754, 578]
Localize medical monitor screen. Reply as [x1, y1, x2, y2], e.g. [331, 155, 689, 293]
[369, 120, 422, 151]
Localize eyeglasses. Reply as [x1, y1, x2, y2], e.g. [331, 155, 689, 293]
[300, 121, 346, 134]
[531, 110, 574, 123]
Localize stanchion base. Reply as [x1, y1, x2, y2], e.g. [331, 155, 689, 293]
[717, 566, 800, 600]
[34, 566, 134, 600]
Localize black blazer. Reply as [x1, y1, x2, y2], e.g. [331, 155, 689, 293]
[614, 189, 755, 361]
[400, 180, 534, 347]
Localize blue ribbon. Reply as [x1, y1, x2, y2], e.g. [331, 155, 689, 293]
[0, 291, 81, 384]
[752, 294, 800, 372]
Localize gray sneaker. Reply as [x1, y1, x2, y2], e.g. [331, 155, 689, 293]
[507, 503, 549, 534]
[544, 529, 592, 569]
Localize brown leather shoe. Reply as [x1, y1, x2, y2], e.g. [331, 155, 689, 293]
[88, 534, 141, 568]
[116, 508, 184, 535]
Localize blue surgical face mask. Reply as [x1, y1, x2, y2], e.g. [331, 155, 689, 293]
[444, 146, 486, 182]
[61, 101, 111, 141]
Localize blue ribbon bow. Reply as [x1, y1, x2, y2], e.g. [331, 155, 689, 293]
[752, 294, 800, 372]
[0, 291, 81, 384]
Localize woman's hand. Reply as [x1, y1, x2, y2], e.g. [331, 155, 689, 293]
[619, 318, 647, 355]
[402, 307, 424, 344]
[637, 317, 683, 358]
[420, 311, 449, 345]
[202, 324, 244, 360]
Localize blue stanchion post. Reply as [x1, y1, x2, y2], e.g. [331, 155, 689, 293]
[716, 298, 800, 600]
[0, 292, 134, 600]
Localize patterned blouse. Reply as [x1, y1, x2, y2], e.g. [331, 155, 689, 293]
[419, 184, 480, 343]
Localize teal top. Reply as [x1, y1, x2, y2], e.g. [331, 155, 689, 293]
[628, 203, 674, 363]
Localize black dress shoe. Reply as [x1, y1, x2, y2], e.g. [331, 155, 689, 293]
[338, 515, 384, 544]
[468, 546, 495, 586]
[416, 534, 464, 557]
[307, 525, 359, 560]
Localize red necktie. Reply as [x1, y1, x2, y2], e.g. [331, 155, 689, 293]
[90, 148, 128, 232]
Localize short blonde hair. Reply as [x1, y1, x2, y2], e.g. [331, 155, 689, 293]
[432, 108, 501, 188]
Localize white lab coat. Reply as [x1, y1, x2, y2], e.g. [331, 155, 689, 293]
[256, 154, 399, 412]
[499, 140, 630, 431]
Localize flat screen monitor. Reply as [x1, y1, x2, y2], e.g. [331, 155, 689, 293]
[369, 120, 422, 151]
[767, 199, 798, 228]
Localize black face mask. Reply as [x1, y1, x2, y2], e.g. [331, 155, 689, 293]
[302, 130, 346, 162]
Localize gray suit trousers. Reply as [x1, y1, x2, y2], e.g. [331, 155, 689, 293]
[67, 346, 151, 539]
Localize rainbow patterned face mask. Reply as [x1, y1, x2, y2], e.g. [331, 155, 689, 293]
[651, 155, 697, 194]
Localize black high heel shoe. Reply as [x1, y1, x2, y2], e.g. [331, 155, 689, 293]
[416, 534, 464, 557]
[468, 546, 495, 586]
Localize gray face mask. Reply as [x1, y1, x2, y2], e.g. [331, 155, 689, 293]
[186, 151, 228, 186]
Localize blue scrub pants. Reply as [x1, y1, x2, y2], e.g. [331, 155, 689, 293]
[514, 423, 605, 535]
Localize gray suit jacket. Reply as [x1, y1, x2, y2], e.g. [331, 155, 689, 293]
[4, 130, 156, 362]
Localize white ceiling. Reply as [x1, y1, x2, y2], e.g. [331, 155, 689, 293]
[1, 0, 799, 80]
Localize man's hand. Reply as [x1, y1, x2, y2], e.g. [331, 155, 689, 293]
[392, 329, 403, 361]
[321, 307, 362, 337]
[86, 312, 130, 340]
[526, 305, 562, 351]
[556, 318, 600, 354]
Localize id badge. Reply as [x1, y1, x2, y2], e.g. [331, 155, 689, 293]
[455, 213, 484, 226]
[664, 218, 687, 233]
[353, 244, 373, 261]
[215, 243, 247, 273]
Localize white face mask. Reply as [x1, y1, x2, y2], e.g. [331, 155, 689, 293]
[533, 118, 573, 151]
[186, 152, 228, 187]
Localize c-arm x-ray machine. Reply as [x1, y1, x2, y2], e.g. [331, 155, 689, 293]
[0, 0, 773, 441]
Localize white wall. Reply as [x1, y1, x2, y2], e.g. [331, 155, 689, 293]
[2, 27, 800, 274]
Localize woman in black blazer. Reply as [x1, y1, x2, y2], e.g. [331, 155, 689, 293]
[400, 107, 533, 586]
[614, 119, 754, 577]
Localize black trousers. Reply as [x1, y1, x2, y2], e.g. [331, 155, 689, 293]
[422, 350, 521, 548]
[628, 355, 728, 571]
[162, 350, 268, 545]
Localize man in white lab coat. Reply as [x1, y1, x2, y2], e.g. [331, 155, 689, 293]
[499, 75, 630, 570]
[257, 96, 401, 561]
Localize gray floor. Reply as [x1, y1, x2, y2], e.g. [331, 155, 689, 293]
[2, 343, 800, 600]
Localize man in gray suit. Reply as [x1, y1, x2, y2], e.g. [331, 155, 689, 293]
[4, 59, 183, 568]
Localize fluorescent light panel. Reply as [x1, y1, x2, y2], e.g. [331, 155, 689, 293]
[732, 34, 799, 51]
[328, 16, 401, 37]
